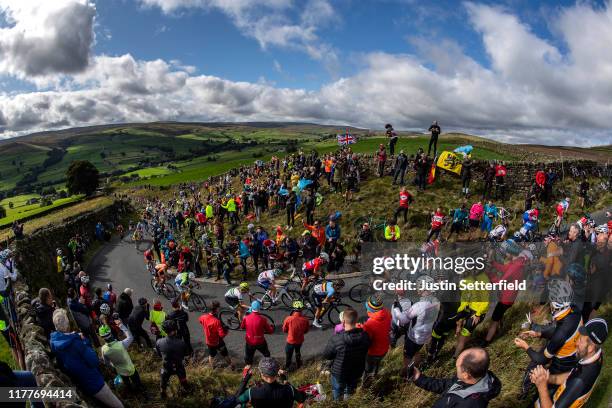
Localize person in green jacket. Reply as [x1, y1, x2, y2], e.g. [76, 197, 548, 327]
[222, 195, 239, 225]
[384, 219, 401, 242]
[99, 322, 144, 393]
[149, 300, 167, 339]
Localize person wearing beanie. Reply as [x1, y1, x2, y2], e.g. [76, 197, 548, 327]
[99, 321, 144, 394]
[128, 297, 152, 348]
[116, 288, 133, 323]
[530, 318, 608, 408]
[281, 300, 310, 370]
[241, 300, 274, 365]
[362, 294, 391, 383]
[149, 299, 167, 339]
[236, 357, 307, 408]
[167, 298, 192, 355]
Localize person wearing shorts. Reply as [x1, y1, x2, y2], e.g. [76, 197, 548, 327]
[198, 301, 234, 369]
[225, 282, 251, 322]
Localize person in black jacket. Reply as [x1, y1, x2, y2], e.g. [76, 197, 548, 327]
[427, 121, 441, 157]
[482, 163, 495, 200]
[392, 150, 409, 186]
[32, 288, 56, 339]
[156, 319, 189, 399]
[128, 298, 152, 348]
[323, 308, 370, 401]
[116, 288, 133, 324]
[412, 347, 501, 408]
[167, 299, 192, 355]
[460, 156, 473, 197]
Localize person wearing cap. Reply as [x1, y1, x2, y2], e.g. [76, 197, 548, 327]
[128, 297, 153, 348]
[167, 298, 193, 355]
[530, 318, 608, 408]
[282, 300, 310, 370]
[362, 294, 392, 382]
[236, 357, 307, 407]
[99, 319, 144, 394]
[241, 300, 274, 365]
[155, 319, 189, 399]
[149, 299, 167, 339]
[323, 308, 371, 400]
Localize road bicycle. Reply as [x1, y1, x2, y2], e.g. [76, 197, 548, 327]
[308, 295, 352, 327]
[179, 281, 208, 312]
[253, 279, 303, 310]
[219, 304, 276, 332]
[150, 278, 176, 300]
[498, 207, 515, 222]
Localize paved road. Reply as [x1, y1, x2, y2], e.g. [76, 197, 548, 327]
[88, 234, 363, 363]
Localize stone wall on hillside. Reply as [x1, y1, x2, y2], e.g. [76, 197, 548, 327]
[13, 281, 89, 407]
[13, 199, 131, 297]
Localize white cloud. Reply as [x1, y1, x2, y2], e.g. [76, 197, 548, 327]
[1, 1, 612, 146]
[0, 0, 96, 80]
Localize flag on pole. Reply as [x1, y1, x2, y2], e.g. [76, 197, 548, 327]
[337, 129, 356, 146]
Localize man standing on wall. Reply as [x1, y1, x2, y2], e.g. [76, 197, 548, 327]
[427, 121, 441, 158]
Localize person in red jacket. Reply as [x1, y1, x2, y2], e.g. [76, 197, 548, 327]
[377, 144, 387, 177]
[362, 294, 391, 383]
[281, 300, 310, 371]
[426, 208, 445, 242]
[199, 301, 234, 369]
[495, 162, 507, 200]
[241, 300, 274, 365]
[394, 187, 413, 225]
[484, 252, 526, 344]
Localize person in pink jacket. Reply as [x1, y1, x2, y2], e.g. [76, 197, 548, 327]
[468, 201, 484, 240]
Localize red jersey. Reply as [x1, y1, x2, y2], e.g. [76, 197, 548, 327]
[431, 211, 445, 229]
[240, 311, 273, 345]
[199, 313, 228, 347]
[399, 191, 412, 208]
[495, 165, 507, 177]
[303, 257, 324, 272]
[377, 150, 387, 162]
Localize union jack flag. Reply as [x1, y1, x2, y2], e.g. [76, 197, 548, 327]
[336, 129, 356, 145]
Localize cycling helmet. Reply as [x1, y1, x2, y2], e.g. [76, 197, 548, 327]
[272, 268, 283, 277]
[416, 274, 434, 290]
[548, 279, 573, 310]
[566, 263, 586, 284]
[80, 275, 90, 284]
[99, 303, 111, 315]
[334, 279, 345, 289]
[319, 252, 330, 262]
[98, 325, 112, 339]
[56, 248, 63, 256]
[161, 319, 177, 333]
[188, 272, 196, 280]
[595, 224, 609, 234]
[292, 300, 304, 310]
[239, 282, 250, 292]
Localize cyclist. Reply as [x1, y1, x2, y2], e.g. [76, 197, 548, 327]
[175, 271, 195, 311]
[530, 318, 607, 408]
[514, 279, 583, 398]
[153, 261, 168, 293]
[516, 206, 539, 241]
[301, 252, 329, 292]
[312, 279, 345, 328]
[488, 216, 509, 242]
[224, 282, 252, 322]
[555, 197, 570, 232]
[257, 268, 282, 303]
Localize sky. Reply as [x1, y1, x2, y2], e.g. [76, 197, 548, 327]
[0, 0, 611, 146]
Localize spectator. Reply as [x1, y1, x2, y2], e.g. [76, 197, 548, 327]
[32, 288, 56, 339]
[66, 287, 99, 348]
[50, 309, 124, 407]
[0, 250, 17, 297]
[384, 218, 401, 242]
[116, 288, 134, 324]
[99, 321, 144, 394]
[394, 186, 413, 225]
[323, 308, 370, 401]
[427, 121, 441, 157]
[199, 301, 234, 368]
[128, 298, 152, 348]
[282, 300, 310, 370]
[362, 294, 392, 383]
[241, 300, 274, 365]
[413, 347, 501, 407]
[156, 320, 189, 399]
[376, 144, 387, 178]
[392, 150, 409, 185]
[237, 357, 307, 407]
[325, 219, 341, 253]
[167, 298, 193, 355]
[0, 361, 44, 408]
[149, 299, 167, 339]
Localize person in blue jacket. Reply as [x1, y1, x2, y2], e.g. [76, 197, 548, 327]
[325, 219, 341, 254]
[238, 236, 251, 281]
[50, 309, 124, 408]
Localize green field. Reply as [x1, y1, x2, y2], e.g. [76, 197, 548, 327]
[0, 194, 84, 227]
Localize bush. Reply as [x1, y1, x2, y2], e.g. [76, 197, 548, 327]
[58, 190, 68, 199]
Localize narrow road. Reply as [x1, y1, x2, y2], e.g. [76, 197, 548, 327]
[88, 235, 363, 363]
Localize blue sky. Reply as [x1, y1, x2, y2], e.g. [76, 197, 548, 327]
[0, 0, 611, 145]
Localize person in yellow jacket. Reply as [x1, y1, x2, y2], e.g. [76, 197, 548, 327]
[384, 219, 401, 242]
[149, 300, 167, 339]
[454, 270, 490, 356]
[222, 195, 239, 225]
[540, 233, 562, 278]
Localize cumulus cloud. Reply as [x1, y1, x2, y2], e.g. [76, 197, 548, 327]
[0, 0, 96, 80]
[1, 1, 612, 146]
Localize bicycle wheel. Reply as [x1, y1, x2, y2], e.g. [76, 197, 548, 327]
[161, 283, 177, 300]
[219, 309, 241, 330]
[150, 278, 161, 295]
[281, 290, 303, 308]
[349, 283, 371, 303]
[260, 313, 276, 332]
[189, 293, 207, 312]
[301, 307, 315, 321]
[327, 303, 351, 326]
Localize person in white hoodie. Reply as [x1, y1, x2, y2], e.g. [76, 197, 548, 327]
[392, 275, 440, 378]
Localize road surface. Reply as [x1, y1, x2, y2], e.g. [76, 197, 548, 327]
[88, 235, 363, 363]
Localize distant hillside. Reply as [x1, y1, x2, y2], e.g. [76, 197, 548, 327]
[0, 122, 608, 196]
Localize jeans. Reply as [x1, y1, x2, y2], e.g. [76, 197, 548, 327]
[331, 375, 358, 401]
[428, 135, 438, 157]
[393, 168, 405, 185]
[93, 383, 124, 408]
[13, 371, 45, 408]
[285, 343, 302, 370]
